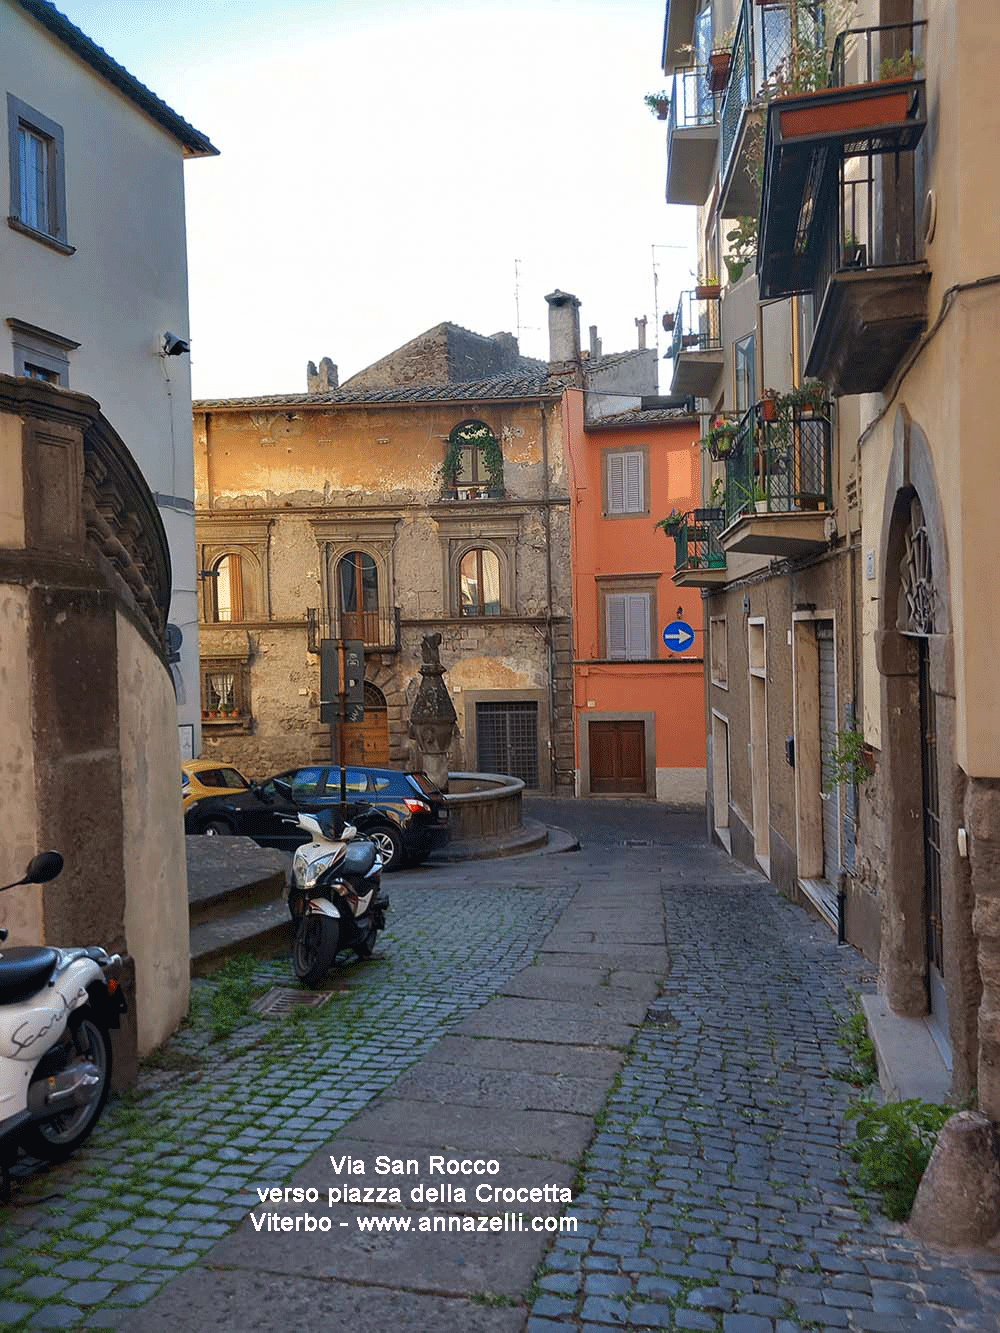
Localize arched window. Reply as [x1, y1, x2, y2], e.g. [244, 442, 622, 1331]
[212, 553, 253, 622]
[338, 551, 380, 641]
[445, 421, 503, 495]
[459, 548, 501, 616]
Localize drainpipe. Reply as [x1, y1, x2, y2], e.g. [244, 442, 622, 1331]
[540, 402, 559, 794]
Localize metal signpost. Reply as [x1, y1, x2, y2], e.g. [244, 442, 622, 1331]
[319, 638, 365, 814]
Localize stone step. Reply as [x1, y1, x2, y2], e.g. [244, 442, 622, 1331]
[190, 897, 292, 976]
[186, 835, 288, 927]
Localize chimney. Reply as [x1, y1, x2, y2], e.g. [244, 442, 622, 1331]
[635, 316, 647, 351]
[589, 324, 602, 360]
[545, 289, 582, 382]
[307, 356, 338, 392]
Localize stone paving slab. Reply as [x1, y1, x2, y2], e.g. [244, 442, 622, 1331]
[344, 1097, 594, 1163]
[121, 1267, 526, 1332]
[388, 1061, 611, 1115]
[456, 995, 642, 1047]
[205, 1199, 551, 1297]
[268, 1138, 577, 1211]
[429, 1034, 626, 1081]
[499, 963, 662, 1006]
[532, 945, 669, 973]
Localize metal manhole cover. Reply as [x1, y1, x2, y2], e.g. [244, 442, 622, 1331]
[621, 839, 653, 847]
[250, 987, 337, 1017]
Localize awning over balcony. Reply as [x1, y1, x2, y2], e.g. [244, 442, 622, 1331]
[757, 78, 926, 301]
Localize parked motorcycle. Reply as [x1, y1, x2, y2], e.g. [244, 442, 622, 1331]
[286, 807, 390, 987]
[0, 851, 126, 1185]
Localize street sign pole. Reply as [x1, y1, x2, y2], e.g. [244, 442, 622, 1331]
[338, 641, 347, 816]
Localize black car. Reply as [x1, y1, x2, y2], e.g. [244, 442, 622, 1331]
[184, 764, 450, 870]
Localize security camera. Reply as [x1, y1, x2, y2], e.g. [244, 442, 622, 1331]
[162, 332, 190, 357]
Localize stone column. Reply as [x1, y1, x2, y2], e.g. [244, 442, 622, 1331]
[409, 633, 457, 793]
[969, 779, 1000, 1120]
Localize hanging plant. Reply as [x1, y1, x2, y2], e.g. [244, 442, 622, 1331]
[824, 724, 875, 793]
[440, 422, 504, 492]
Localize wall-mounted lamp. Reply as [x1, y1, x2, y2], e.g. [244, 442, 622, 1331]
[162, 331, 190, 357]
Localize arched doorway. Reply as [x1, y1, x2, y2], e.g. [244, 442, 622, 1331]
[343, 682, 389, 766]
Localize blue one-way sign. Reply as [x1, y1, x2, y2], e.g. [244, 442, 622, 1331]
[662, 620, 695, 652]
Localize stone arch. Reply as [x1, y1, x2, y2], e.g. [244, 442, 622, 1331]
[876, 406, 976, 1097]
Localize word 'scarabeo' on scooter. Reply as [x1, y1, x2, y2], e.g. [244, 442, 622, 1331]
[0, 852, 127, 1194]
[286, 807, 390, 988]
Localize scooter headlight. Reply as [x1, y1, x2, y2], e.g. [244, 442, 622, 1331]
[300, 852, 337, 894]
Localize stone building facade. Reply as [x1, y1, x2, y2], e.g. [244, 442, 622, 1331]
[663, 0, 1000, 1113]
[192, 318, 581, 793]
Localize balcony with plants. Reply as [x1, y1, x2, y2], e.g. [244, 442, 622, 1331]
[665, 67, 720, 206]
[658, 502, 728, 589]
[668, 286, 724, 397]
[717, 0, 826, 219]
[756, 20, 928, 392]
[718, 382, 833, 556]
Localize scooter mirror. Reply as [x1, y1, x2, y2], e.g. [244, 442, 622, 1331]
[342, 824, 357, 840]
[23, 851, 64, 884]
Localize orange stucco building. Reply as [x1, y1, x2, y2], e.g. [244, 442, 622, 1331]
[563, 388, 706, 803]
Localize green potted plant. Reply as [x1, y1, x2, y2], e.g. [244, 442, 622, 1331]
[655, 508, 685, 536]
[695, 274, 721, 300]
[760, 387, 781, 422]
[724, 215, 757, 284]
[842, 229, 865, 268]
[644, 91, 671, 120]
[878, 50, 923, 82]
[704, 415, 739, 460]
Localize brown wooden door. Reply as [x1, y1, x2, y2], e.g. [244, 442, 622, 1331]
[343, 683, 389, 765]
[589, 720, 646, 794]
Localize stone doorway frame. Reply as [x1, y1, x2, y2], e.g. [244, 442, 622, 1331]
[875, 407, 978, 1099]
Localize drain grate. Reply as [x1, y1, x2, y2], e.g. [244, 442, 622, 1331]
[620, 839, 653, 847]
[250, 986, 338, 1017]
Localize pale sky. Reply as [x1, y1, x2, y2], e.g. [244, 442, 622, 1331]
[56, 0, 695, 399]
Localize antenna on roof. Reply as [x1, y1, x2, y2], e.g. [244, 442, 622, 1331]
[514, 258, 522, 343]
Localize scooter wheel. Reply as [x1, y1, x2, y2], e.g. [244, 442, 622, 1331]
[22, 1011, 112, 1162]
[293, 914, 339, 988]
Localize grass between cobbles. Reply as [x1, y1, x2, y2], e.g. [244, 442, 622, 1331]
[0, 881, 568, 1331]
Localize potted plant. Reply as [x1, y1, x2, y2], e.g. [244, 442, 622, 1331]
[681, 332, 701, 348]
[704, 415, 739, 461]
[655, 508, 685, 536]
[878, 51, 923, 82]
[790, 378, 827, 414]
[695, 274, 721, 300]
[842, 230, 866, 268]
[707, 50, 731, 93]
[724, 215, 757, 285]
[661, 311, 675, 333]
[644, 91, 671, 120]
[760, 387, 781, 421]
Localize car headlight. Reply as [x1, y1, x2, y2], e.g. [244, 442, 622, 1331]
[298, 851, 337, 894]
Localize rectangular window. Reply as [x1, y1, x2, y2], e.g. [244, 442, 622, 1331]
[7, 96, 69, 250]
[7, 319, 78, 386]
[710, 616, 728, 688]
[734, 333, 756, 411]
[604, 449, 647, 516]
[606, 592, 652, 661]
[201, 658, 250, 722]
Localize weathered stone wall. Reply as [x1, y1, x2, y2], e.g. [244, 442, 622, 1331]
[194, 395, 574, 791]
[338, 325, 534, 394]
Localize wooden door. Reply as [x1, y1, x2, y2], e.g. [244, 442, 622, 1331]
[589, 720, 646, 794]
[343, 683, 389, 765]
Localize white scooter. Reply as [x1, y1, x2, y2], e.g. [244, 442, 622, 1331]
[286, 808, 389, 987]
[0, 851, 126, 1185]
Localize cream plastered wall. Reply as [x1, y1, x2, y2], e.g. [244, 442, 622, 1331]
[859, 0, 1000, 772]
[0, 584, 43, 942]
[0, 6, 204, 748]
[117, 613, 189, 1052]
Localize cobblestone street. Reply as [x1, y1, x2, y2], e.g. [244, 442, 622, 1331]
[2, 801, 998, 1331]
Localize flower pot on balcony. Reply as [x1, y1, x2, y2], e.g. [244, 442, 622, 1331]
[681, 333, 700, 348]
[779, 84, 913, 141]
[760, 397, 779, 422]
[693, 508, 724, 522]
[707, 52, 731, 93]
[695, 284, 721, 300]
[662, 312, 675, 333]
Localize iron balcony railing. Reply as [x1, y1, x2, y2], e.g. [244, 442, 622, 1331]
[723, 399, 832, 523]
[719, 0, 826, 186]
[830, 19, 927, 90]
[307, 605, 401, 653]
[670, 66, 720, 134]
[673, 510, 727, 575]
[670, 289, 723, 361]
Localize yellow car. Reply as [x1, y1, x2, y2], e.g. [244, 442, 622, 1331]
[182, 759, 253, 813]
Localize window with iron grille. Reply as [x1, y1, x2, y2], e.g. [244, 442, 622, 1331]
[476, 702, 539, 789]
[201, 658, 250, 720]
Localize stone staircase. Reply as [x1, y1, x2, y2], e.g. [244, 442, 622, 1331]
[186, 836, 291, 975]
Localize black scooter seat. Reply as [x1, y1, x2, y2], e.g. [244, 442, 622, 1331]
[0, 946, 60, 1004]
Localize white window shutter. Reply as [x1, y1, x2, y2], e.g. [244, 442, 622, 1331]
[606, 595, 628, 659]
[624, 453, 644, 512]
[607, 455, 625, 514]
[626, 594, 651, 660]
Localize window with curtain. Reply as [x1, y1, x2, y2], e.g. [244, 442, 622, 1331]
[212, 553, 252, 622]
[459, 548, 501, 616]
[338, 551, 380, 641]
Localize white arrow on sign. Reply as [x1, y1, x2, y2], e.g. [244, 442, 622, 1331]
[662, 621, 695, 651]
